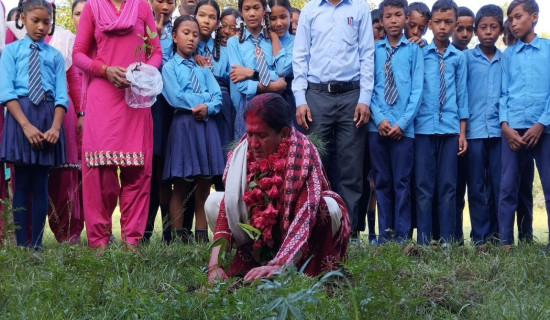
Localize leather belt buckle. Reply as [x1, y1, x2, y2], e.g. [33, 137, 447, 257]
[328, 83, 335, 93]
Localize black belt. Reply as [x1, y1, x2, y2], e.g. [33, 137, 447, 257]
[308, 81, 360, 94]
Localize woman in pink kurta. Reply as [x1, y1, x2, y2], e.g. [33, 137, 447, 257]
[73, 0, 162, 252]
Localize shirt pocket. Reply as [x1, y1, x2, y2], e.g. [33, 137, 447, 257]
[338, 19, 359, 46]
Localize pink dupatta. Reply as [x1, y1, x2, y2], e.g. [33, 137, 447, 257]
[89, 0, 140, 35]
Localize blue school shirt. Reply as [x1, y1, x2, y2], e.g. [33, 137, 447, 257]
[160, 22, 174, 68]
[368, 35, 424, 138]
[227, 29, 279, 99]
[197, 38, 230, 80]
[0, 35, 69, 109]
[292, 0, 374, 106]
[499, 36, 550, 133]
[465, 46, 502, 139]
[161, 54, 222, 116]
[275, 32, 294, 77]
[415, 41, 468, 135]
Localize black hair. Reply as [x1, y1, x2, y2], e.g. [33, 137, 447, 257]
[432, 0, 458, 20]
[268, 0, 292, 33]
[406, 2, 430, 20]
[475, 4, 503, 29]
[195, 0, 222, 61]
[507, 0, 539, 16]
[15, 0, 56, 36]
[7, 7, 19, 21]
[290, 7, 300, 14]
[71, 0, 86, 14]
[221, 7, 242, 21]
[243, 93, 292, 133]
[238, 0, 271, 43]
[172, 15, 199, 53]
[379, 0, 408, 16]
[458, 6, 475, 19]
[371, 8, 381, 24]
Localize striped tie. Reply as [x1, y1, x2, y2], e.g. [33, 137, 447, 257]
[251, 36, 270, 86]
[28, 43, 45, 105]
[438, 51, 446, 122]
[182, 60, 201, 93]
[204, 45, 214, 72]
[384, 46, 398, 105]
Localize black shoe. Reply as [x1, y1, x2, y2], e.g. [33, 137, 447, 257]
[195, 229, 209, 243]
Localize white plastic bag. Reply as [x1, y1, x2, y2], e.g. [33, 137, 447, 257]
[125, 62, 163, 108]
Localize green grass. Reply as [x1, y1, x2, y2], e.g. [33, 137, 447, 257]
[1, 206, 550, 319]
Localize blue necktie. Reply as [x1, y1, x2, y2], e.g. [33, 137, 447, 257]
[438, 51, 446, 122]
[251, 35, 270, 86]
[182, 60, 201, 93]
[28, 43, 45, 105]
[384, 46, 398, 105]
[203, 45, 214, 72]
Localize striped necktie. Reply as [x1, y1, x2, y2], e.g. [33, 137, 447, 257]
[28, 43, 45, 105]
[182, 60, 201, 93]
[384, 46, 399, 105]
[438, 51, 446, 122]
[203, 45, 214, 72]
[251, 35, 270, 86]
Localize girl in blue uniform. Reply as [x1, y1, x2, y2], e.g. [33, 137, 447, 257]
[0, 0, 67, 250]
[162, 15, 223, 243]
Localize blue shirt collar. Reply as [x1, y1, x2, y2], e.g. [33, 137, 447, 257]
[244, 28, 266, 41]
[378, 34, 408, 49]
[198, 37, 214, 53]
[515, 35, 541, 53]
[473, 45, 502, 62]
[279, 31, 291, 42]
[427, 40, 460, 58]
[174, 53, 195, 66]
[23, 35, 46, 50]
[319, 0, 350, 7]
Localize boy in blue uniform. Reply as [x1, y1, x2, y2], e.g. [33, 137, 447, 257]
[415, 0, 468, 246]
[405, 2, 430, 47]
[464, 4, 504, 247]
[499, 0, 550, 249]
[368, 0, 423, 243]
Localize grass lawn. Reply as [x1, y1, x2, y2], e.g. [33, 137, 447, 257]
[1, 206, 549, 319]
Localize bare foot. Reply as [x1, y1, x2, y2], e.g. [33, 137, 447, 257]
[122, 242, 141, 255]
[96, 243, 109, 257]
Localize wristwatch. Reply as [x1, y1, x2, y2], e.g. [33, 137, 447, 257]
[252, 70, 260, 81]
[77, 112, 85, 118]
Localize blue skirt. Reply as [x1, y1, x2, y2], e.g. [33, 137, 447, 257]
[151, 94, 174, 157]
[214, 77, 235, 162]
[163, 110, 225, 180]
[0, 97, 66, 166]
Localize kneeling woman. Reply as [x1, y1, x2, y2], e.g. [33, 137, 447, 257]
[206, 93, 350, 282]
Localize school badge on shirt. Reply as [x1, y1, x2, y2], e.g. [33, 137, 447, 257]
[255, 46, 263, 57]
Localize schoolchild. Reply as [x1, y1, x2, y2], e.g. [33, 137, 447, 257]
[405, 1, 430, 47]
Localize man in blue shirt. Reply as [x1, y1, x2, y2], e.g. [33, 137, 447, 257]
[292, 0, 374, 240]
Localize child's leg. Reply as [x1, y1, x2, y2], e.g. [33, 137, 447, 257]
[368, 133, 393, 243]
[517, 159, 534, 242]
[415, 135, 436, 245]
[466, 139, 490, 245]
[30, 166, 50, 249]
[194, 178, 213, 238]
[435, 136, 458, 244]
[455, 155, 468, 244]
[486, 138, 502, 242]
[367, 176, 377, 242]
[170, 178, 192, 231]
[12, 165, 33, 247]
[119, 165, 152, 246]
[391, 137, 414, 243]
[533, 133, 550, 243]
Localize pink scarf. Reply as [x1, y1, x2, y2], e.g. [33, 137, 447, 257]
[89, 0, 140, 34]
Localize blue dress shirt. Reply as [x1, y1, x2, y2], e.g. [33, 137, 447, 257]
[275, 31, 294, 77]
[292, 0, 374, 106]
[161, 54, 222, 116]
[198, 38, 230, 80]
[0, 36, 69, 109]
[465, 45, 502, 139]
[415, 41, 468, 135]
[368, 35, 424, 138]
[160, 22, 174, 68]
[499, 36, 550, 133]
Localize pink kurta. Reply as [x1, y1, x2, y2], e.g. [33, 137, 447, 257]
[73, 0, 162, 167]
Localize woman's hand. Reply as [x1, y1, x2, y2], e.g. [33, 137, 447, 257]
[22, 123, 44, 149]
[191, 104, 208, 121]
[105, 66, 131, 89]
[243, 265, 280, 282]
[194, 55, 209, 68]
[44, 127, 60, 144]
[77, 116, 84, 135]
[230, 65, 254, 83]
[207, 266, 229, 284]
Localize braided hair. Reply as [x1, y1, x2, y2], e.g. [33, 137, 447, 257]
[16, 0, 56, 36]
[238, 0, 270, 43]
[194, 0, 221, 61]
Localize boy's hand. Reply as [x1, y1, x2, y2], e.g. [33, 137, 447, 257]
[458, 134, 467, 156]
[408, 36, 425, 47]
[194, 55, 208, 68]
[388, 124, 403, 140]
[191, 104, 208, 121]
[354, 103, 370, 128]
[22, 123, 44, 149]
[230, 65, 254, 83]
[296, 104, 312, 131]
[377, 120, 391, 136]
[44, 127, 60, 144]
[501, 123, 526, 151]
[522, 123, 545, 148]
[272, 77, 287, 94]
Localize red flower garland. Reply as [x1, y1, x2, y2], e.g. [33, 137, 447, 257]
[242, 138, 290, 250]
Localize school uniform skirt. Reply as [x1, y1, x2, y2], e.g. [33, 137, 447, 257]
[163, 109, 225, 180]
[151, 94, 174, 157]
[0, 97, 66, 166]
[214, 77, 235, 162]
